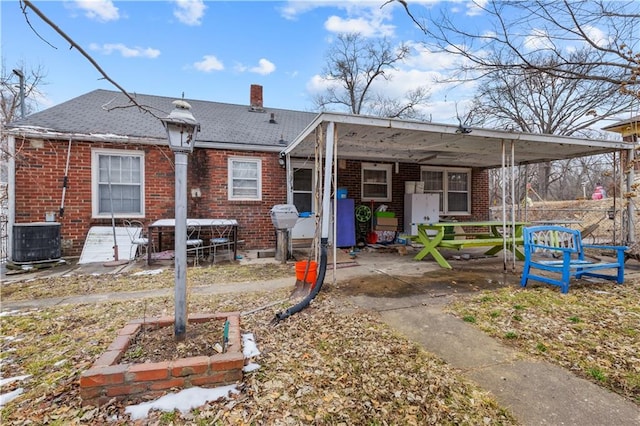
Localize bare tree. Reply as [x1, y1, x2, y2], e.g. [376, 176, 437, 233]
[465, 51, 631, 199]
[314, 32, 430, 118]
[1, 62, 47, 210]
[1, 62, 46, 125]
[392, 0, 640, 99]
[468, 52, 631, 135]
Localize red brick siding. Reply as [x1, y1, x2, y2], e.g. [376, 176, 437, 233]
[336, 159, 490, 224]
[13, 138, 285, 256]
[14, 138, 489, 256]
[471, 169, 490, 220]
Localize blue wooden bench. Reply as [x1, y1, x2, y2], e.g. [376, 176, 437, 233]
[520, 225, 627, 294]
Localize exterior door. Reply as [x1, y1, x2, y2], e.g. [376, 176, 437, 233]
[290, 164, 316, 239]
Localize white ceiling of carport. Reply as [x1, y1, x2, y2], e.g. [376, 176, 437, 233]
[284, 113, 630, 169]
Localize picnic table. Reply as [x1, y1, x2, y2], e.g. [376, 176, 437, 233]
[413, 221, 528, 269]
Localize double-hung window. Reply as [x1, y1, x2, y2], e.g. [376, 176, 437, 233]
[421, 166, 471, 215]
[361, 163, 392, 202]
[92, 149, 145, 218]
[228, 157, 262, 200]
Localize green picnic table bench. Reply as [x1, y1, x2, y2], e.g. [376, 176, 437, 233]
[413, 221, 527, 269]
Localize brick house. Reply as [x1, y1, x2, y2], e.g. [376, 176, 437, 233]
[4, 85, 630, 261]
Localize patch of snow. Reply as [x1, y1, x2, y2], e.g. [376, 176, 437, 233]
[89, 133, 131, 140]
[124, 385, 238, 420]
[243, 362, 260, 373]
[0, 388, 24, 406]
[132, 269, 164, 276]
[0, 310, 21, 317]
[0, 375, 31, 387]
[54, 359, 68, 367]
[242, 333, 260, 358]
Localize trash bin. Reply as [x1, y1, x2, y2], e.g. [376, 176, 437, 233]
[270, 204, 299, 229]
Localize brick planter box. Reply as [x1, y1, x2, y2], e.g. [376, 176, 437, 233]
[80, 312, 243, 406]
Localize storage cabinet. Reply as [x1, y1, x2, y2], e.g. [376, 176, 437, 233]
[404, 194, 440, 235]
[336, 198, 355, 247]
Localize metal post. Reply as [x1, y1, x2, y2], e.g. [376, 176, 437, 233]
[12, 69, 25, 119]
[174, 151, 188, 341]
[627, 144, 636, 244]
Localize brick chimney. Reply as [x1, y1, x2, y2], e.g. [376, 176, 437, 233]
[250, 84, 263, 110]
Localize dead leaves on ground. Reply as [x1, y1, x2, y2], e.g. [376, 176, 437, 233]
[1, 263, 292, 302]
[1, 271, 516, 425]
[448, 280, 640, 404]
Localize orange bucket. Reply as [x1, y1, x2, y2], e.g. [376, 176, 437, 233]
[295, 260, 317, 285]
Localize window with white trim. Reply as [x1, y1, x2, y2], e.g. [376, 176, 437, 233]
[228, 157, 262, 200]
[292, 164, 314, 213]
[421, 166, 471, 215]
[92, 149, 145, 218]
[361, 163, 392, 202]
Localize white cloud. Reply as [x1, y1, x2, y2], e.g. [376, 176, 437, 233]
[581, 25, 611, 48]
[173, 0, 206, 26]
[279, 1, 323, 20]
[193, 55, 224, 72]
[235, 59, 276, 75]
[324, 16, 394, 38]
[306, 73, 340, 95]
[523, 28, 555, 51]
[89, 43, 160, 58]
[234, 63, 248, 73]
[250, 58, 276, 75]
[72, 0, 119, 22]
[281, 1, 396, 38]
[466, 0, 487, 16]
[405, 42, 464, 71]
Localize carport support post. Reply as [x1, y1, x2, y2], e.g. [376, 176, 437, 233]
[627, 145, 636, 244]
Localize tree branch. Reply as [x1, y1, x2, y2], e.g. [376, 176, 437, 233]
[21, 0, 163, 119]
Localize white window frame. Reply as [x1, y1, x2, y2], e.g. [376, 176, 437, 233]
[291, 160, 315, 213]
[361, 162, 392, 202]
[228, 157, 262, 201]
[91, 148, 145, 219]
[420, 166, 471, 215]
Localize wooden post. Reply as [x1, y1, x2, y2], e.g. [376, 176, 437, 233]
[275, 229, 288, 263]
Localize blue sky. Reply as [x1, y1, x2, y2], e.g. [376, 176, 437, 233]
[2, 1, 491, 123]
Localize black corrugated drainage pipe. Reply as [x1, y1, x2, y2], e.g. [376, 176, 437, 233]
[272, 238, 328, 323]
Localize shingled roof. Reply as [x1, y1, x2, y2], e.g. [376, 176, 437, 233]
[7, 89, 318, 150]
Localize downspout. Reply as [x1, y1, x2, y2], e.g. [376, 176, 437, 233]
[59, 137, 73, 217]
[274, 121, 335, 323]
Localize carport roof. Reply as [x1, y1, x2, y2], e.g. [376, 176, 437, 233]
[283, 112, 631, 169]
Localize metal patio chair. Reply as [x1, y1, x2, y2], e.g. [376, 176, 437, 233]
[186, 222, 204, 266]
[123, 219, 151, 262]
